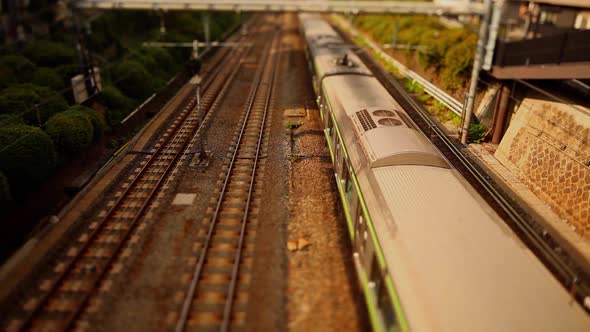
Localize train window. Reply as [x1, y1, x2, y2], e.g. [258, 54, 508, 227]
[379, 289, 398, 330]
[370, 256, 382, 297]
[324, 107, 332, 132]
[335, 143, 342, 174]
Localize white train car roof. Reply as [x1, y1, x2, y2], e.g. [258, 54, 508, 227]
[323, 74, 448, 168]
[301, 14, 373, 81]
[370, 165, 590, 331]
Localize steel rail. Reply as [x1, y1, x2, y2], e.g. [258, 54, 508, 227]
[16, 36, 246, 332]
[114, 13, 263, 219]
[220, 27, 281, 332]
[175, 27, 277, 332]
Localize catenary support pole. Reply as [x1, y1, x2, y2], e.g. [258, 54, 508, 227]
[461, 0, 493, 144]
[491, 82, 511, 144]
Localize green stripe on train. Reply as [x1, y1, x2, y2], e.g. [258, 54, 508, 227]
[320, 87, 410, 332]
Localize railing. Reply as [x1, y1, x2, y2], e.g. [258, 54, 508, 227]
[74, 0, 486, 15]
[334, 16, 463, 116]
[495, 29, 590, 67]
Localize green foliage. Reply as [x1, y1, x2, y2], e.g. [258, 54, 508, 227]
[0, 169, 11, 206]
[0, 55, 37, 82]
[0, 113, 25, 127]
[405, 79, 423, 94]
[144, 47, 177, 76]
[353, 14, 477, 91]
[468, 122, 487, 143]
[23, 40, 77, 67]
[55, 64, 80, 86]
[128, 50, 167, 89]
[0, 124, 56, 191]
[65, 105, 106, 140]
[32, 67, 65, 91]
[111, 60, 153, 101]
[0, 66, 16, 89]
[0, 87, 41, 120]
[45, 111, 94, 155]
[100, 85, 134, 125]
[441, 34, 477, 91]
[0, 84, 69, 125]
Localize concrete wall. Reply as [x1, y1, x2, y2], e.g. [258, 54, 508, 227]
[495, 92, 590, 237]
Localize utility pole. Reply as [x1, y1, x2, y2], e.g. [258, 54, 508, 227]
[202, 12, 210, 48]
[460, 0, 493, 144]
[72, 8, 99, 100]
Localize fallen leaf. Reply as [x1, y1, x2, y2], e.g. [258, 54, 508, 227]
[287, 240, 298, 251]
[297, 238, 310, 250]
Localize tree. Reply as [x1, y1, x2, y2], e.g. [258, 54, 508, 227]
[0, 125, 56, 192]
[45, 111, 94, 155]
[111, 60, 154, 101]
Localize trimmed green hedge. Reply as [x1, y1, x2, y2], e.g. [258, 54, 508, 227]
[0, 84, 69, 125]
[0, 124, 56, 191]
[45, 111, 94, 155]
[32, 67, 65, 91]
[65, 105, 106, 140]
[0, 113, 25, 126]
[23, 40, 77, 67]
[112, 60, 153, 101]
[0, 55, 36, 82]
[100, 85, 134, 125]
[0, 87, 41, 119]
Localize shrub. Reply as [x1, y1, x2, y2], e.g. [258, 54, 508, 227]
[0, 87, 41, 120]
[0, 55, 36, 82]
[65, 105, 106, 140]
[45, 111, 94, 154]
[32, 67, 65, 91]
[100, 85, 134, 125]
[23, 40, 77, 67]
[0, 113, 25, 127]
[0, 124, 56, 191]
[0, 170, 10, 206]
[0, 84, 69, 125]
[56, 64, 80, 87]
[442, 34, 477, 92]
[468, 122, 487, 143]
[111, 60, 153, 100]
[146, 47, 176, 71]
[0, 66, 16, 89]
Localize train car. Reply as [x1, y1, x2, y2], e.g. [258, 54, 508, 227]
[299, 14, 590, 332]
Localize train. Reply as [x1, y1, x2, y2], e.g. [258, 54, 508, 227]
[299, 14, 590, 332]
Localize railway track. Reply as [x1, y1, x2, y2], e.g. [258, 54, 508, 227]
[3, 24, 256, 332]
[174, 17, 282, 332]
